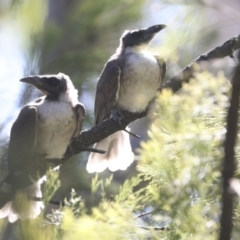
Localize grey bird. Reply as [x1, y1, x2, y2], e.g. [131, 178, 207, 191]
[0, 73, 85, 222]
[87, 24, 167, 173]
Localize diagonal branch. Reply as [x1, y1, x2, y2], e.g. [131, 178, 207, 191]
[1, 34, 240, 197]
[162, 34, 240, 92]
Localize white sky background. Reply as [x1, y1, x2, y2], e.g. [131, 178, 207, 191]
[0, 24, 25, 138]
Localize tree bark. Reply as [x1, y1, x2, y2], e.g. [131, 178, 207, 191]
[163, 34, 240, 92]
[219, 50, 240, 240]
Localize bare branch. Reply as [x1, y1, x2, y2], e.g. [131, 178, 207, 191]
[219, 51, 240, 240]
[64, 110, 147, 160]
[137, 225, 171, 231]
[134, 210, 157, 219]
[162, 34, 240, 93]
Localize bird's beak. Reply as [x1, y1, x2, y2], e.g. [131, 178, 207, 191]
[146, 24, 167, 34]
[140, 24, 167, 44]
[20, 76, 50, 95]
[20, 76, 44, 88]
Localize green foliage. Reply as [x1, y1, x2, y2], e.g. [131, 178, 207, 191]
[138, 71, 229, 239]
[43, 168, 60, 204]
[5, 70, 233, 239]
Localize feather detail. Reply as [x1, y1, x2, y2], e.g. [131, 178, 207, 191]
[0, 178, 44, 222]
[87, 128, 134, 173]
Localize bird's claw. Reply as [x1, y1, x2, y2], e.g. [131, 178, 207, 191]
[111, 109, 125, 126]
[111, 109, 140, 139]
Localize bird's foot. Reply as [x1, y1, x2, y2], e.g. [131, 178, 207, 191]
[111, 109, 140, 139]
[111, 109, 125, 126]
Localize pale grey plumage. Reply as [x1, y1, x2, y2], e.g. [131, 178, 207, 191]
[0, 73, 85, 222]
[87, 24, 167, 173]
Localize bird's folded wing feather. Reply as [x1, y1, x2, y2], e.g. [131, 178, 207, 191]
[154, 55, 166, 88]
[94, 57, 121, 125]
[7, 105, 38, 176]
[73, 103, 86, 137]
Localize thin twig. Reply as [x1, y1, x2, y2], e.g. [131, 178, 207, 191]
[134, 210, 157, 219]
[124, 128, 140, 139]
[137, 225, 171, 231]
[29, 196, 68, 206]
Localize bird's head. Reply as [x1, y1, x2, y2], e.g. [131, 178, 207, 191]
[20, 73, 69, 99]
[120, 24, 167, 49]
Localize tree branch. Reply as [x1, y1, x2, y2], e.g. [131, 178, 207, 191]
[137, 225, 171, 231]
[134, 210, 157, 219]
[44, 110, 147, 167]
[162, 34, 240, 93]
[1, 34, 240, 198]
[219, 50, 240, 240]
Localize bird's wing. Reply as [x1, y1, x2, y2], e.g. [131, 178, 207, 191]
[94, 57, 121, 125]
[154, 55, 166, 88]
[73, 103, 86, 137]
[8, 105, 38, 175]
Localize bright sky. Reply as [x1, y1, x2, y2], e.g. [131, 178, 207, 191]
[0, 25, 25, 138]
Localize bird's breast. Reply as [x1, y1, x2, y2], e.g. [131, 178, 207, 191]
[36, 101, 76, 159]
[117, 51, 161, 112]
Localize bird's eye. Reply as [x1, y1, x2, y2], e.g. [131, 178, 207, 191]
[47, 77, 60, 87]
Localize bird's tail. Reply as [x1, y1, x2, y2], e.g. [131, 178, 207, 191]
[86, 128, 134, 173]
[0, 179, 44, 223]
